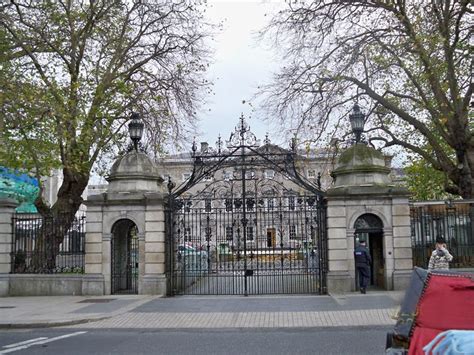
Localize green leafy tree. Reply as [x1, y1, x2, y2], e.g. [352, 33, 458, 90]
[260, 0, 473, 198]
[404, 158, 457, 200]
[0, 1, 213, 270]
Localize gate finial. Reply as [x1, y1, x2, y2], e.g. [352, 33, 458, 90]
[226, 114, 259, 148]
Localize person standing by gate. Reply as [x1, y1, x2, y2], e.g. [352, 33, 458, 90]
[428, 236, 453, 271]
[354, 240, 372, 294]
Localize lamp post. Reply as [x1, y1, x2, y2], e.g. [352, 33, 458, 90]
[128, 112, 144, 151]
[349, 103, 365, 144]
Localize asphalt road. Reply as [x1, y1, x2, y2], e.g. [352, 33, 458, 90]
[0, 326, 390, 355]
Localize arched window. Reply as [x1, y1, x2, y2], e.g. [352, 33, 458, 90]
[354, 214, 383, 231]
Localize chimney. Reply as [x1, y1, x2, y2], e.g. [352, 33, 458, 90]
[384, 155, 393, 168]
[200, 142, 209, 153]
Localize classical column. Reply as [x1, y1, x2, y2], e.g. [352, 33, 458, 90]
[140, 193, 167, 295]
[326, 198, 351, 293]
[391, 197, 413, 290]
[82, 198, 105, 295]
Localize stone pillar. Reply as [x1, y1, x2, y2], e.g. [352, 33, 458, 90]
[326, 199, 351, 293]
[326, 143, 413, 293]
[392, 197, 413, 290]
[383, 227, 395, 290]
[0, 198, 17, 296]
[140, 193, 167, 295]
[82, 201, 105, 295]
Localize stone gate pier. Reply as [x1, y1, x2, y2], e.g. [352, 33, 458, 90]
[82, 149, 167, 296]
[325, 143, 413, 293]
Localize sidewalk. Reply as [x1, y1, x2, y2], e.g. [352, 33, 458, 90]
[0, 291, 404, 329]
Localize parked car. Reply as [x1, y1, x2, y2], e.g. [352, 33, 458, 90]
[177, 243, 197, 258]
[217, 243, 233, 262]
[177, 243, 208, 272]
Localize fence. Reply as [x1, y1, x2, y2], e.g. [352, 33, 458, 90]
[10, 213, 86, 274]
[410, 200, 474, 269]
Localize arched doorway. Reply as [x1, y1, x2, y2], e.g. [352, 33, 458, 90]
[354, 214, 384, 289]
[111, 219, 139, 294]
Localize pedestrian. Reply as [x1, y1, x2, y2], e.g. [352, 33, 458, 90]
[354, 240, 372, 294]
[428, 236, 453, 271]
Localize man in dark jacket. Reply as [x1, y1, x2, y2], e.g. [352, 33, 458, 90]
[354, 240, 372, 294]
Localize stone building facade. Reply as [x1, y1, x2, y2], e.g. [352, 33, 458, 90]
[157, 143, 334, 251]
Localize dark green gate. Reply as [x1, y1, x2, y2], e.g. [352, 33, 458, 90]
[166, 115, 327, 296]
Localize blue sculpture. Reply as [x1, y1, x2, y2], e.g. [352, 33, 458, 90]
[0, 167, 39, 213]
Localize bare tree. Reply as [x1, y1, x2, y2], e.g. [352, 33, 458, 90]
[260, 0, 473, 198]
[0, 0, 214, 270]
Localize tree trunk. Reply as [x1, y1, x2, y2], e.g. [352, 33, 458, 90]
[455, 144, 474, 199]
[32, 168, 89, 272]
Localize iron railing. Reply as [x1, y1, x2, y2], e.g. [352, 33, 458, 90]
[165, 114, 328, 296]
[167, 192, 327, 296]
[10, 213, 86, 274]
[410, 200, 474, 269]
[111, 221, 139, 294]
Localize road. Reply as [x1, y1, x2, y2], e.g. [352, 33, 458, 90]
[0, 326, 390, 355]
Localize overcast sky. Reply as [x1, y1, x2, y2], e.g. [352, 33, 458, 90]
[197, 1, 283, 147]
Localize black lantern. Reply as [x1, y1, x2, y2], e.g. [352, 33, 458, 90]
[349, 103, 365, 144]
[128, 112, 144, 151]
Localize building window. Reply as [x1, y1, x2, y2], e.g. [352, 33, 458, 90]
[184, 227, 191, 242]
[288, 196, 295, 211]
[226, 226, 233, 241]
[184, 201, 192, 212]
[267, 198, 274, 210]
[246, 226, 254, 241]
[289, 225, 297, 240]
[225, 198, 233, 212]
[264, 170, 275, 179]
[245, 170, 255, 179]
[246, 198, 255, 211]
[307, 169, 316, 179]
[182, 173, 191, 182]
[205, 199, 212, 212]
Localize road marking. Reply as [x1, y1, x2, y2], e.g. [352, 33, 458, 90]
[0, 332, 87, 354]
[2, 338, 48, 348]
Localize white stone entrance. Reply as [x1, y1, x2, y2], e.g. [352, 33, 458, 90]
[326, 143, 413, 293]
[82, 150, 167, 296]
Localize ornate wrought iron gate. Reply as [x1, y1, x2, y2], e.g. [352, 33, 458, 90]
[166, 116, 327, 295]
[111, 221, 139, 294]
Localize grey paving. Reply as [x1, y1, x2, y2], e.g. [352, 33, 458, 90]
[0, 291, 403, 329]
[72, 299, 137, 314]
[132, 293, 398, 313]
[78, 308, 396, 329]
[133, 295, 333, 313]
[182, 274, 321, 295]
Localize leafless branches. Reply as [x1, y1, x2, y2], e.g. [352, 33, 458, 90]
[260, 0, 473, 197]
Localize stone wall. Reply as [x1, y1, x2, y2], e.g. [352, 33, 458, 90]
[8, 274, 83, 296]
[326, 192, 413, 293]
[0, 199, 17, 296]
[82, 191, 168, 296]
